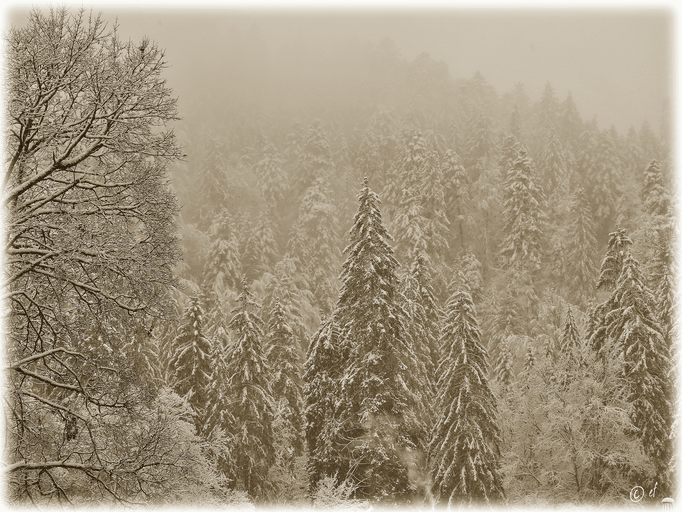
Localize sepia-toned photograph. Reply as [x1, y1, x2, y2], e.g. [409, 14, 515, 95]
[2, 2, 677, 509]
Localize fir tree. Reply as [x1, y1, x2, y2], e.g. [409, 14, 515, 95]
[441, 149, 470, 256]
[560, 308, 581, 356]
[596, 227, 633, 292]
[333, 178, 426, 501]
[499, 149, 547, 271]
[565, 186, 599, 306]
[168, 295, 214, 431]
[266, 300, 305, 457]
[605, 254, 672, 490]
[429, 290, 505, 505]
[399, 252, 441, 403]
[226, 281, 276, 498]
[203, 210, 241, 294]
[642, 159, 670, 219]
[254, 138, 289, 206]
[303, 318, 346, 491]
[288, 177, 341, 315]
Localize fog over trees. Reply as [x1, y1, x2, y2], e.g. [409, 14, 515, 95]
[4, 6, 676, 509]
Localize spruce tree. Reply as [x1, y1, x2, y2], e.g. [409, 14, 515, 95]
[560, 307, 581, 356]
[266, 300, 305, 456]
[203, 210, 241, 294]
[168, 294, 214, 431]
[642, 159, 670, 219]
[441, 149, 470, 256]
[429, 290, 504, 505]
[226, 281, 276, 498]
[565, 186, 599, 306]
[288, 177, 341, 315]
[606, 254, 672, 490]
[333, 178, 425, 501]
[399, 252, 441, 404]
[499, 148, 547, 271]
[254, 138, 289, 206]
[303, 318, 346, 491]
[587, 227, 633, 359]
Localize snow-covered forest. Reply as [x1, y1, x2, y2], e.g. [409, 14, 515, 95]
[5, 6, 676, 509]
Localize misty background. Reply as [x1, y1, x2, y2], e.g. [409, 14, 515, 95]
[9, 7, 670, 135]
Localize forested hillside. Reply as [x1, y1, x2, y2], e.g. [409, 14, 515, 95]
[5, 7, 675, 508]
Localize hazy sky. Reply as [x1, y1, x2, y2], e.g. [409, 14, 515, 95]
[7, 6, 673, 133]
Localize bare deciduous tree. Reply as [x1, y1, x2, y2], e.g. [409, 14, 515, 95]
[4, 7, 190, 504]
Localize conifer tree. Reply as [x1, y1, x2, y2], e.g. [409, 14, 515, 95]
[587, 129, 623, 238]
[303, 318, 346, 491]
[399, 252, 441, 402]
[266, 300, 305, 456]
[587, 227, 633, 359]
[429, 289, 505, 505]
[642, 159, 670, 219]
[560, 308, 581, 356]
[499, 149, 547, 271]
[203, 210, 241, 294]
[596, 227, 633, 292]
[288, 177, 341, 315]
[254, 138, 289, 206]
[226, 281, 276, 498]
[333, 178, 425, 501]
[605, 253, 672, 490]
[565, 186, 599, 306]
[169, 295, 214, 431]
[441, 149, 470, 256]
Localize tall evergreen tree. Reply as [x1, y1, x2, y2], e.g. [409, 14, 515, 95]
[499, 149, 547, 271]
[605, 254, 672, 491]
[254, 138, 289, 206]
[266, 300, 305, 456]
[642, 159, 670, 219]
[226, 281, 276, 498]
[399, 252, 441, 402]
[441, 149, 470, 256]
[565, 186, 599, 306]
[169, 295, 214, 431]
[560, 308, 581, 356]
[333, 178, 426, 501]
[203, 210, 241, 294]
[303, 318, 346, 491]
[429, 290, 505, 505]
[288, 177, 341, 315]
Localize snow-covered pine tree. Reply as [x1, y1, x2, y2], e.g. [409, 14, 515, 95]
[203, 210, 241, 294]
[605, 253, 672, 491]
[333, 177, 426, 501]
[287, 177, 341, 316]
[560, 307, 581, 356]
[642, 159, 671, 219]
[266, 300, 305, 458]
[587, 129, 623, 239]
[226, 280, 276, 498]
[596, 227, 633, 292]
[499, 148, 547, 271]
[493, 332, 515, 393]
[441, 149, 470, 256]
[429, 289, 504, 505]
[399, 252, 441, 406]
[295, 120, 335, 197]
[587, 227, 633, 359]
[168, 294, 214, 432]
[262, 257, 312, 353]
[254, 138, 289, 206]
[303, 317, 347, 492]
[565, 186, 599, 306]
[254, 210, 280, 275]
[420, 157, 450, 264]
